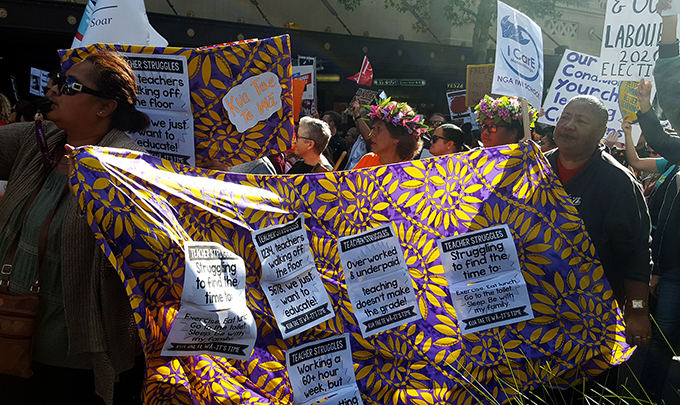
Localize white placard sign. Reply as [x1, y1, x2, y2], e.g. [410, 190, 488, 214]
[161, 303, 256, 360]
[538, 49, 643, 144]
[123, 53, 196, 166]
[222, 72, 283, 133]
[450, 270, 534, 334]
[29, 67, 49, 97]
[492, 1, 544, 110]
[599, 0, 661, 80]
[286, 334, 361, 405]
[292, 65, 315, 101]
[161, 242, 256, 359]
[338, 224, 421, 337]
[437, 225, 519, 284]
[253, 215, 335, 338]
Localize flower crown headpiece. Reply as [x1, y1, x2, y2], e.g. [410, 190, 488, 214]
[475, 95, 538, 129]
[364, 98, 429, 138]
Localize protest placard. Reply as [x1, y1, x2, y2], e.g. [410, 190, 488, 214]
[161, 241, 256, 359]
[343, 88, 379, 116]
[447, 90, 473, 122]
[286, 334, 361, 405]
[122, 53, 196, 166]
[253, 214, 335, 338]
[466, 64, 495, 107]
[539, 49, 643, 143]
[492, 1, 544, 110]
[222, 72, 283, 134]
[29, 67, 49, 97]
[437, 225, 519, 284]
[450, 270, 534, 334]
[599, 0, 661, 80]
[338, 224, 421, 336]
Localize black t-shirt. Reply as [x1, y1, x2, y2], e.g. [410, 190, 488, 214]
[287, 161, 315, 174]
[328, 134, 348, 170]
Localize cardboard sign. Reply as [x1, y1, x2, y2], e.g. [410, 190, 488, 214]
[437, 225, 519, 284]
[253, 214, 335, 338]
[161, 242, 256, 359]
[450, 271, 534, 334]
[338, 224, 421, 336]
[286, 334, 361, 405]
[599, 0, 661, 80]
[492, 1, 544, 110]
[466, 64, 495, 107]
[223, 72, 283, 133]
[538, 49, 643, 144]
[123, 53, 196, 166]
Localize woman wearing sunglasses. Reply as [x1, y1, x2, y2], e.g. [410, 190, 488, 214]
[0, 52, 148, 404]
[475, 95, 538, 148]
[353, 98, 428, 169]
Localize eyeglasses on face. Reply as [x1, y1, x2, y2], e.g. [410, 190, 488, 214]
[480, 123, 508, 133]
[429, 120, 445, 127]
[53, 73, 107, 98]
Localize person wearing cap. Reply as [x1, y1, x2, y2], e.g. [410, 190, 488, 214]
[428, 123, 469, 157]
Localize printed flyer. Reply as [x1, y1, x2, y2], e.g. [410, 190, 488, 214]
[161, 242, 257, 359]
[338, 223, 421, 337]
[286, 334, 362, 405]
[253, 214, 335, 338]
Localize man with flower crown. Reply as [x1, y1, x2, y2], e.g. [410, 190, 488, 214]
[545, 95, 652, 352]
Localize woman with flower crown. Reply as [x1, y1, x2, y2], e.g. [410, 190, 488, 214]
[353, 99, 428, 169]
[475, 95, 538, 148]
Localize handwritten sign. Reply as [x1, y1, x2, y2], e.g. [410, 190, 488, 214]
[286, 334, 362, 405]
[123, 53, 195, 166]
[466, 64, 495, 107]
[599, 0, 661, 80]
[161, 242, 256, 359]
[253, 214, 335, 338]
[450, 271, 534, 334]
[338, 224, 421, 336]
[223, 72, 283, 133]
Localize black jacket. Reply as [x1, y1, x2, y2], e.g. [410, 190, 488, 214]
[545, 147, 652, 301]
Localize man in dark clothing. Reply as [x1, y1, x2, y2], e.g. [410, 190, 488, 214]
[545, 95, 652, 345]
[322, 110, 348, 170]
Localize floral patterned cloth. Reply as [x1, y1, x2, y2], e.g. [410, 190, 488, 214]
[70, 141, 633, 405]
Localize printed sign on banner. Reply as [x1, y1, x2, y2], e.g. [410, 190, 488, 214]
[492, 1, 544, 110]
[466, 64, 495, 107]
[338, 224, 421, 336]
[450, 270, 534, 334]
[122, 53, 196, 166]
[437, 225, 519, 284]
[223, 72, 283, 133]
[599, 0, 661, 80]
[286, 334, 361, 405]
[253, 214, 335, 338]
[447, 90, 473, 122]
[538, 49, 643, 144]
[161, 242, 257, 359]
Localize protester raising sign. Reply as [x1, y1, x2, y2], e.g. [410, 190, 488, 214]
[492, 1, 544, 110]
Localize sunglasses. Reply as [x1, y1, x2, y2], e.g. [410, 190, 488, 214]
[51, 73, 108, 98]
[429, 121, 445, 126]
[480, 124, 509, 133]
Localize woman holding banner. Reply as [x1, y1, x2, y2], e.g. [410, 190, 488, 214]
[353, 99, 427, 169]
[475, 95, 538, 148]
[0, 52, 147, 404]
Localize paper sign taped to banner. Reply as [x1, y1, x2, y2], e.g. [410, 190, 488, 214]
[223, 72, 283, 133]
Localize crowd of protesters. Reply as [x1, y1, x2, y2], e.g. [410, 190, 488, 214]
[2, 4, 680, 404]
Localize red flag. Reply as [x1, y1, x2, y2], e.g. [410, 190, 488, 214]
[347, 56, 373, 86]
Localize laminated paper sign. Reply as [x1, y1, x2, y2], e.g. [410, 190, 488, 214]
[286, 334, 362, 405]
[122, 52, 196, 166]
[338, 223, 421, 337]
[161, 242, 256, 359]
[253, 214, 335, 339]
[438, 225, 534, 334]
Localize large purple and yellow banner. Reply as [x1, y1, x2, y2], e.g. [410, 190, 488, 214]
[70, 141, 632, 404]
[58, 36, 294, 167]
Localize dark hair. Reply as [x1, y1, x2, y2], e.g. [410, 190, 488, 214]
[322, 110, 342, 129]
[14, 100, 38, 122]
[439, 124, 468, 152]
[430, 112, 447, 122]
[299, 116, 331, 154]
[85, 52, 150, 133]
[374, 101, 423, 161]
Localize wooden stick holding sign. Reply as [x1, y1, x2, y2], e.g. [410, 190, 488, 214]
[521, 98, 531, 141]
